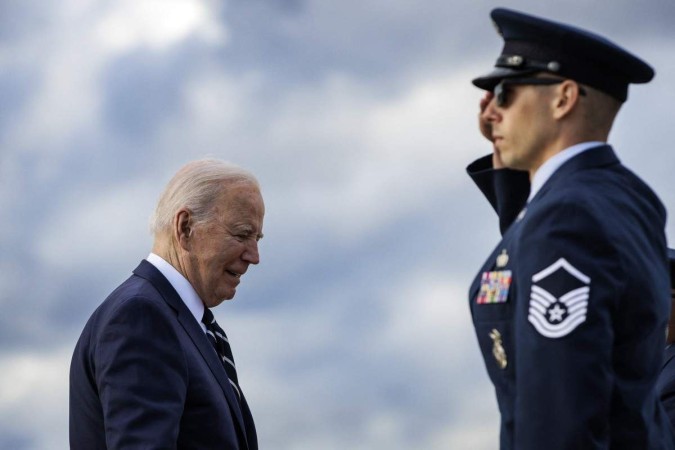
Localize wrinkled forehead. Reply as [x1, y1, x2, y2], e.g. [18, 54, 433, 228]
[219, 181, 265, 219]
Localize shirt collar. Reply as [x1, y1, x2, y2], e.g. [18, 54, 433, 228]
[528, 141, 605, 202]
[146, 252, 205, 331]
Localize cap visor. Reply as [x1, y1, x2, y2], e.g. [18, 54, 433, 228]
[472, 67, 539, 90]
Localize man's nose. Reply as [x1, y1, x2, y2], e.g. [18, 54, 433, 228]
[243, 240, 260, 265]
[481, 96, 501, 122]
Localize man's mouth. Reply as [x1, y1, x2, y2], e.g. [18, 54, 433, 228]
[226, 270, 241, 279]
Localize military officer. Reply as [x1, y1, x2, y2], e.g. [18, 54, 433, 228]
[466, 8, 674, 450]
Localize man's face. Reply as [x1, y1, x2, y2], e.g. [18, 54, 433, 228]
[184, 182, 265, 308]
[482, 79, 557, 173]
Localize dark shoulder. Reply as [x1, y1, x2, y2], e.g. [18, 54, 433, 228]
[85, 274, 174, 338]
[570, 161, 664, 217]
[536, 161, 665, 228]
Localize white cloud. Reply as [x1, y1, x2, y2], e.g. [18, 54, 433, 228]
[258, 68, 487, 242]
[154, 68, 264, 158]
[374, 274, 477, 362]
[365, 67, 485, 164]
[96, 0, 228, 53]
[34, 179, 158, 273]
[0, 347, 72, 450]
[2, 0, 229, 186]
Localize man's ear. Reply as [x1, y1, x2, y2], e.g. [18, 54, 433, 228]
[552, 80, 582, 120]
[174, 209, 192, 250]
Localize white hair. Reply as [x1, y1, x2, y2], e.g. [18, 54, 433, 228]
[149, 159, 259, 236]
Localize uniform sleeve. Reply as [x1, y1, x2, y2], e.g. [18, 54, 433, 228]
[514, 199, 621, 449]
[466, 154, 530, 235]
[658, 356, 675, 431]
[95, 297, 188, 449]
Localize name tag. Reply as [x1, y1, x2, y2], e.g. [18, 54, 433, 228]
[477, 270, 512, 304]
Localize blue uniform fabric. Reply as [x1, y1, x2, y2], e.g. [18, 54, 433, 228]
[467, 145, 673, 449]
[69, 260, 257, 450]
[658, 345, 675, 431]
[466, 154, 529, 235]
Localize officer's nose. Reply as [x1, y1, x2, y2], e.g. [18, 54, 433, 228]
[481, 95, 501, 123]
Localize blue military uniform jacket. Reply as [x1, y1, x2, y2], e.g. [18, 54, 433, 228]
[467, 146, 674, 449]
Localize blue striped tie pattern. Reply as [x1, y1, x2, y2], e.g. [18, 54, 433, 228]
[202, 309, 242, 401]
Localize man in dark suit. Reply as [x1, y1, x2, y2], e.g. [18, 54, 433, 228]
[466, 8, 673, 450]
[70, 159, 264, 449]
[658, 249, 675, 431]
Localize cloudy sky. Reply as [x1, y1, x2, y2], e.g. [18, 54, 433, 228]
[1, 0, 674, 448]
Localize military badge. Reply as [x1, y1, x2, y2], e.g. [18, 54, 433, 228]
[496, 249, 509, 268]
[489, 328, 507, 369]
[528, 258, 590, 338]
[477, 270, 512, 304]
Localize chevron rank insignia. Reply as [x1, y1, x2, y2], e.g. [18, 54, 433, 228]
[528, 258, 590, 338]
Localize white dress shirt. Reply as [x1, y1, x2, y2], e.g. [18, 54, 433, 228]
[528, 141, 606, 202]
[146, 253, 206, 332]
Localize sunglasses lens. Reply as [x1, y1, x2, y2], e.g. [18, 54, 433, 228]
[494, 82, 506, 107]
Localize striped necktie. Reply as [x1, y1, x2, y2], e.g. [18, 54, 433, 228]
[202, 308, 242, 401]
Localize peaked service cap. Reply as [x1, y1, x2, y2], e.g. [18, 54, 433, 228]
[472, 8, 654, 102]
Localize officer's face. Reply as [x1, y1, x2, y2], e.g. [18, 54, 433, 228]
[481, 80, 558, 174]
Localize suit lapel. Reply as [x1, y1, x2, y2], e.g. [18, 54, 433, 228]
[133, 260, 249, 448]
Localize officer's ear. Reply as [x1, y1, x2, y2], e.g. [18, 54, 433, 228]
[174, 208, 193, 250]
[552, 80, 583, 120]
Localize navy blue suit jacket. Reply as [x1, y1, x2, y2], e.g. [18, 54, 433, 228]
[659, 345, 675, 431]
[69, 260, 257, 449]
[467, 146, 674, 449]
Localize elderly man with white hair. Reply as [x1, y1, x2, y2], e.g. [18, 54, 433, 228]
[70, 159, 264, 450]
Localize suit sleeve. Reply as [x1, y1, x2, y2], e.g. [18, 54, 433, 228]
[95, 297, 187, 449]
[466, 154, 530, 234]
[514, 199, 621, 449]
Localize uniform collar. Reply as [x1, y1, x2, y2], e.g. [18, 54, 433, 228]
[528, 141, 605, 202]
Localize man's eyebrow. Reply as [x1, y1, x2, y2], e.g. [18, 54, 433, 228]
[232, 224, 264, 240]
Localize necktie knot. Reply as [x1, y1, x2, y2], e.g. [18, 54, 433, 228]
[201, 308, 215, 326]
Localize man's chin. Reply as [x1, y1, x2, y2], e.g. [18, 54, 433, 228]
[206, 292, 236, 308]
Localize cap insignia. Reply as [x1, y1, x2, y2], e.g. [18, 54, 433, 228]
[506, 55, 524, 67]
[547, 61, 561, 72]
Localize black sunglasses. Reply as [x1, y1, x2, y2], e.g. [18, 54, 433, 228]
[493, 78, 587, 107]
